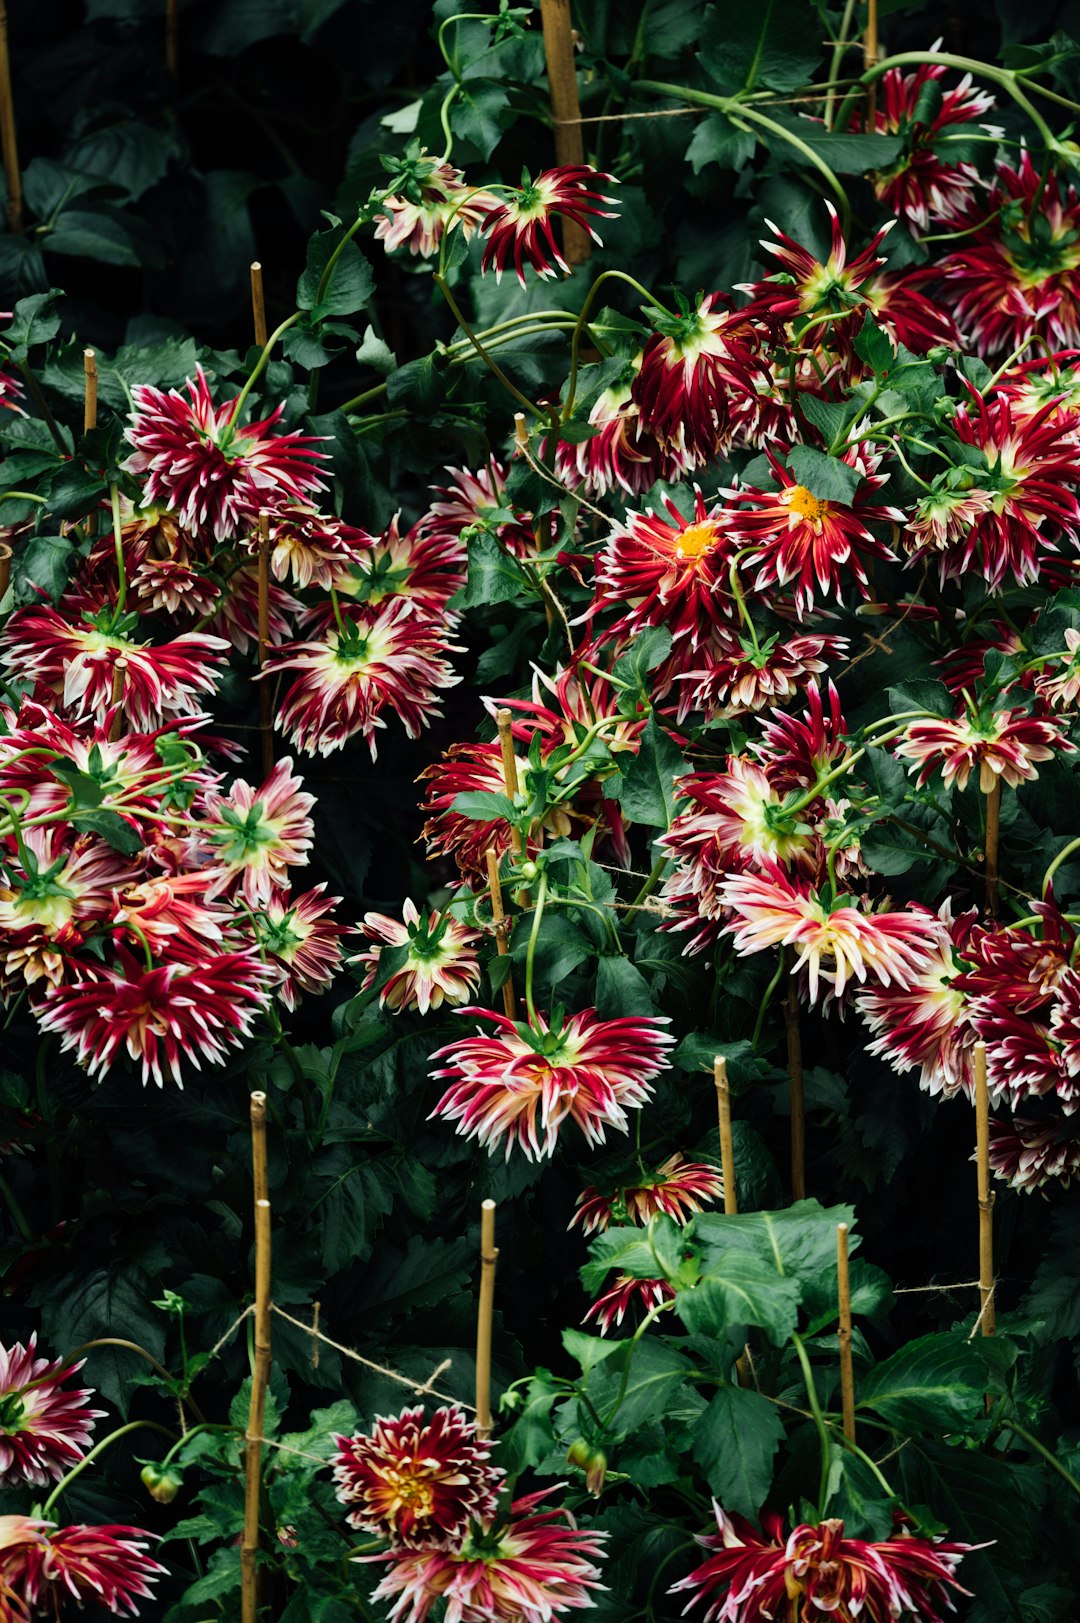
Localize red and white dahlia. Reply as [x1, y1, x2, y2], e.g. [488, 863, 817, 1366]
[0, 1338, 103, 1489]
[333, 1405, 501, 1549]
[430, 1007, 673, 1161]
[374, 155, 497, 259]
[989, 1113, 1080, 1192]
[354, 900, 482, 1015]
[253, 885, 344, 1010]
[680, 633, 848, 723]
[895, 706, 1069, 791]
[593, 488, 736, 648]
[125, 366, 326, 540]
[571, 1153, 723, 1235]
[631, 293, 770, 463]
[202, 756, 315, 906]
[480, 166, 617, 286]
[259, 505, 373, 590]
[741, 206, 890, 354]
[554, 368, 688, 498]
[583, 1275, 676, 1334]
[0, 1516, 166, 1618]
[858, 900, 979, 1098]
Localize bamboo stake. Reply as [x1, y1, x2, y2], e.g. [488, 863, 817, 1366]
[495, 709, 523, 851]
[486, 849, 516, 1019]
[165, 0, 179, 78]
[242, 1195, 271, 1623]
[83, 349, 98, 434]
[0, 0, 21, 235]
[250, 262, 274, 778]
[836, 1223, 856, 1442]
[783, 967, 806, 1201]
[864, 0, 879, 123]
[108, 659, 128, 744]
[973, 1042, 996, 1337]
[250, 1090, 268, 1206]
[0, 543, 11, 601]
[714, 1056, 737, 1216]
[475, 1199, 498, 1439]
[539, 0, 590, 266]
[984, 780, 1001, 918]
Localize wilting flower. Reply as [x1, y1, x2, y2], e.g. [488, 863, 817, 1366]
[571, 1153, 724, 1235]
[253, 885, 344, 1010]
[431, 1008, 673, 1160]
[259, 505, 373, 590]
[594, 488, 735, 647]
[375, 152, 498, 258]
[38, 948, 273, 1087]
[938, 153, 1080, 356]
[1, 607, 228, 731]
[852, 56, 997, 231]
[354, 900, 482, 1014]
[270, 598, 460, 759]
[0, 1516, 166, 1618]
[554, 367, 688, 498]
[895, 706, 1069, 792]
[202, 757, 315, 906]
[333, 1405, 501, 1549]
[722, 448, 901, 618]
[671, 1505, 974, 1623]
[480, 166, 617, 286]
[125, 367, 325, 540]
[858, 900, 978, 1098]
[366, 1488, 606, 1623]
[583, 1275, 676, 1334]
[632, 293, 770, 463]
[681, 633, 848, 722]
[989, 1113, 1080, 1192]
[720, 866, 928, 1006]
[1035, 627, 1080, 709]
[0, 1338, 102, 1488]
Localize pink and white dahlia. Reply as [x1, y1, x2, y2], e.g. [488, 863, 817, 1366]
[0, 1338, 103, 1489]
[253, 885, 344, 1010]
[0, 1516, 166, 1618]
[753, 682, 849, 791]
[938, 153, 1080, 356]
[37, 948, 274, 1087]
[125, 366, 326, 540]
[681, 633, 848, 722]
[593, 489, 735, 647]
[895, 706, 1069, 792]
[720, 866, 928, 1006]
[858, 900, 979, 1098]
[480, 167, 618, 286]
[423, 459, 539, 561]
[571, 1153, 723, 1236]
[554, 369, 688, 498]
[671, 1505, 974, 1623]
[1, 607, 228, 731]
[375, 155, 497, 259]
[861, 269, 962, 353]
[202, 756, 315, 906]
[955, 917, 1073, 1109]
[366, 1488, 606, 1623]
[333, 1405, 501, 1549]
[208, 562, 301, 656]
[1036, 626, 1080, 710]
[995, 350, 1080, 429]
[259, 505, 373, 590]
[631, 294, 770, 463]
[354, 900, 482, 1015]
[583, 1275, 676, 1334]
[989, 1113, 1080, 1192]
[431, 1007, 673, 1161]
[331, 512, 466, 619]
[270, 599, 460, 759]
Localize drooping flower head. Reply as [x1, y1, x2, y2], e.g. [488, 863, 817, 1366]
[895, 705, 1070, 792]
[202, 756, 315, 906]
[0, 1516, 166, 1618]
[571, 1153, 723, 1236]
[753, 681, 849, 790]
[333, 1405, 501, 1549]
[480, 166, 618, 286]
[680, 633, 848, 723]
[741, 206, 891, 360]
[366, 1488, 606, 1623]
[125, 367, 326, 540]
[331, 512, 467, 619]
[858, 899, 979, 1098]
[583, 1275, 676, 1335]
[671, 1505, 974, 1623]
[354, 900, 482, 1015]
[0, 1338, 103, 1489]
[631, 293, 770, 463]
[253, 885, 344, 1011]
[431, 1007, 673, 1160]
[554, 365, 690, 498]
[374, 149, 498, 259]
[259, 505, 373, 591]
[989, 1112, 1080, 1192]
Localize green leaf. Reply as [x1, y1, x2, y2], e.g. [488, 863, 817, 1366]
[686, 113, 757, 173]
[887, 679, 953, 718]
[297, 226, 375, 319]
[854, 314, 898, 376]
[73, 809, 144, 856]
[594, 954, 655, 1019]
[46, 208, 143, 267]
[699, 0, 824, 92]
[449, 531, 533, 609]
[597, 1337, 696, 1434]
[450, 789, 518, 823]
[611, 627, 672, 694]
[3, 291, 63, 360]
[858, 1333, 988, 1434]
[356, 324, 397, 376]
[12, 534, 75, 605]
[450, 79, 511, 159]
[786, 445, 862, 505]
[608, 715, 685, 829]
[385, 353, 445, 412]
[861, 745, 907, 805]
[693, 1385, 786, 1518]
[562, 1327, 627, 1375]
[47, 462, 108, 520]
[760, 118, 906, 175]
[674, 1253, 801, 1342]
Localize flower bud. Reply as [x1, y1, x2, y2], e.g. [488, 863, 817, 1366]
[519, 860, 539, 882]
[566, 1438, 607, 1496]
[140, 1461, 183, 1504]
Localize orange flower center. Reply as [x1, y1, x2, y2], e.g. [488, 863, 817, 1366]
[381, 1467, 437, 1518]
[786, 485, 830, 522]
[674, 522, 719, 560]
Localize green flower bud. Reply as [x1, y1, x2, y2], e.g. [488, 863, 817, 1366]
[140, 1461, 183, 1504]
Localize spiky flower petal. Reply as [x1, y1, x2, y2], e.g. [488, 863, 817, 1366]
[333, 1405, 501, 1549]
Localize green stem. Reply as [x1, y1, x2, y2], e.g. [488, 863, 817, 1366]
[524, 874, 549, 1027]
[792, 1331, 834, 1516]
[1043, 835, 1080, 898]
[16, 361, 67, 454]
[110, 484, 127, 617]
[1000, 1419, 1080, 1498]
[228, 313, 302, 427]
[751, 950, 787, 1049]
[835, 54, 1058, 151]
[438, 83, 460, 163]
[433, 274, 544, 418]
[157, 1421, 237, 1470]
[0, 490, 46, 504]
[563, 269, 675, 420]
[315, 214, 370, 308]
[41, 1419, 177, 1515]
[0, 1169, 32, 1240]
[339, 382, 390, 414]
[824, 0, 857, 129]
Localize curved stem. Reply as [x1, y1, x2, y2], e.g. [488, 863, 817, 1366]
[66, 1338, 175, 1385]
[792, 1331, 833, 1516]
[229, 313, 302, 427]
[751, 950, 787, 1049]
[834, 54, 1058, 151]
[1000, 1418, 1080, 1498]
[524, 873, 549, 1028]
[623, 854, 669, 927]
[438, 83, 460, 164]
[41, 1419, 177, 1515]
[1043, 835, 1080, 898]
[110, 484, 127, 617]
[433, 274, 544, 419]
[315, 214, 369, 309]
[563, 269, 675, 420]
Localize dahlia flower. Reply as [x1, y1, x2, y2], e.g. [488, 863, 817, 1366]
[0, 1516, 166, 1618]
[430, 1007, 673, 1161]
[631, 293, 770, 462]
[1, 607, 229, 731]
[354, 899, 482, 1014]
[366, 1488, 606, 1623]
[956, 917, 1073, 1108]
[723, 448, 901, 618]
[681, 633, 848, 722]
[110, 873, 232, 957]
[333, 1405, 501, 1548]
[583, 1275, 676, 1334]
[1037, 627, 1080, 710]
[858, 900, 978, 1098]
[852, 56, 997, 231]
[593, 489, 736, 647]
[554, 369, 687, 498]
[753, 682, 848, 790]
[989, 1113, 1080, 1192]
[0, 1338, 102, 1488]
[253, 885, 344, 1010]
[208, 561, 301, 655]
[259, 505, 373, 590]
[935, 623, 1026, 696]
[131, 557, 219, 619]
[125, 366, 326, 540]
[331, 512, 466, 618]
[270, 598, 460, 759]
[938, 153, 1080, 356]
[0, 829, 136, 944]
[374, 154, 498, 259]
[895, 707, 1069, 792]
[720, 866, 928, 1005]
[423, 459, 539, 561]
[480, 166, 617, 286]
[38, 947, 274, 1087]
[741, 206, 889, 347]
[202, 756, 315, 906]
[671, 1505, 973, 1623]
[571, 1153, 724, 1235]
[861, 269, 961, 353]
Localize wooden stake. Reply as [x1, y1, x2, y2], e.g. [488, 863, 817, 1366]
[486, 849, 516, 1019]
[165, 0, 179, 78]
[0, 543, 11, 601]
[783, 969, 806, 1201]
[83, 349, 98, 434]
[242, 1195, 272, 1623]
[973, 1042, 996, 1337]
[250, 262, 274, 778]
[495, 708, 524, 860]
[250, 262, 268, 348]
[836, 1223, 856, 1443]
[984, 780, 1001, 918]
[864, 0, 879, 124]
[250, 1090, 268, 1206]
[539, 0, 590, 266]
[0, 0, 21, 235]
[475, 1199, 498, 1438]
[108, 659, 128, 744]
[714, 1056, 737, 1216]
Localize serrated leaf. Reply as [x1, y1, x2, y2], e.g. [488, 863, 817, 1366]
[608, 716, 685, 829]
[887, 679, 953, 718]
[674, 1253, 802, 1342]
[450, 789, 518, 823]
[449, 530, 532, 609]
[297, 226, 375, 318]
[693, 1385, 785, 1517]
[786, 445, 862, 505]
[858, 1333, 988, 1434]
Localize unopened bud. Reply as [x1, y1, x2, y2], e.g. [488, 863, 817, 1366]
[140, 1461, 183, 1504]
[566, 1438, 607, 1497]
[519, 860, 539, 882]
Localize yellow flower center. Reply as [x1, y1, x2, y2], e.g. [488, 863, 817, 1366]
[786, 485, 830, 522]
[674, 522, 718, 560]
